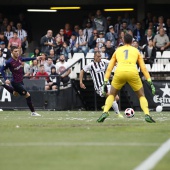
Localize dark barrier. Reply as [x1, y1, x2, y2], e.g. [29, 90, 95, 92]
[123, 81, 170, 111]
[0, 84, 83, 110]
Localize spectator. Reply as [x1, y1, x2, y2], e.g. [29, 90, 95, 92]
[39, 53, 47, 65]
[1, 18, 8, 32]
[143, 12, 153, 29]
[63, 23, 72, 41]
[40, 30, 55, 55]
[55, 54, 71, 87]
[4, 25, 13, 40]
[16, 23, 27, 55]
[59, 28, 67, 44]
[155, 16, 167, 34]
[8, 31, 21, 50]
[61, 41, 70, 61]
[142, 39, 156, 65]
[0, 50, 6, 70]
[93, 10, 107, 33]
[132, 40, 142, 52]
[72, 25, 80, 37]
[49, 66, 60, 90]
[128, 18, 137, 32]
[120, 21, 128, 34]
[36, 64, 50, 90]
[106, 16, 112, 32]
[117, 31, 125, 47]
[141, 28, 154, 47]
[133, 22, 145, 46]
[105, 40, 115, 60]
[96, 31, 106, 51]
[82, 12, 94, 28]
[100, 46, 109, 59]
[48, 49, 58, 64]
[0, 41, 11, 60]
[153, 28, 170, 53]
[9, 21, 16, 32]
[30, 59, 39, 78]
[114, 16, 122, 35]
[54, 33, 63, 59]
[73, 29, 88, 56]
[30, 47, 41, 65]
[0, 32, 8, 47]
[88, 29, 98, 52]
[21, 61, 30, 78]
[122, 12, 130, 25]
[105, 25, 117, 48]
[166, 18, 170, 39]
[44, 57, 55, 75]
[83, 20, 93, 44]
[145, 22, 155, 36]
[69, 34, 77, 55]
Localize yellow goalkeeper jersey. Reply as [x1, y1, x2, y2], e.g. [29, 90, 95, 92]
[105, 44, 150, 80]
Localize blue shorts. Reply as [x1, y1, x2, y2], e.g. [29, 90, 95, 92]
[11, 81, 28, 96]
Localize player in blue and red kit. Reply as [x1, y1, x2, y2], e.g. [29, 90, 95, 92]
[0, 46, 41, 116]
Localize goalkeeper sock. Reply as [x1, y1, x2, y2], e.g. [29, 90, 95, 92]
[104, 95, 114, 112]
[112, 101, 120, 114]
[139, 96, 149, 115]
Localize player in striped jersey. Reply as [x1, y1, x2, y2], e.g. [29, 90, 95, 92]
[79, 51, 123, 118]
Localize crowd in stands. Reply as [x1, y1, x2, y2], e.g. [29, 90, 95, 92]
[0, 10, 170, 90]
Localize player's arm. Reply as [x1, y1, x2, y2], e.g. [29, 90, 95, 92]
[104, 53, 116, 81]
[137, 54, 155, 95]
[0, 61, 10, 81]
[21, 56, 41, 62]
[79, 64, 91, 89]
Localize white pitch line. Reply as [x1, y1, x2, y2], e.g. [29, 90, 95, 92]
[134, 139, 170, 170]
[0, 142, 160, 147]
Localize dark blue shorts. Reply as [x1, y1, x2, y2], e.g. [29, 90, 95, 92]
[11, 81, 28, 96]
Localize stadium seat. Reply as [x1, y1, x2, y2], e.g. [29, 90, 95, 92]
[72, 53, 85, 67]
[145, 64, 152, 72]
[156, 58, 169, 64]
[151, 64, 164, 72]
[162, 51, 170, 58]
[164, 63, 170, 72]
[85, 53, 94, 64]
[156, 51, 162, 58]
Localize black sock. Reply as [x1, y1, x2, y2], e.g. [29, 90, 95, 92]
[26, 96, 35, 112]
[2, 85, 14, 94]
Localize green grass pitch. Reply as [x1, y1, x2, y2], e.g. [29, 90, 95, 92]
[0, 110, 170, 170]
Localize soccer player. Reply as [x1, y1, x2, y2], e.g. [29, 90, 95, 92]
[79, 51, 123, 118]
[97, 34, 156, 123]
[0, 46, 41, 116]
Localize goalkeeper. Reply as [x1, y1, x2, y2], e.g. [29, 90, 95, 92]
[97, 34, 156, 123]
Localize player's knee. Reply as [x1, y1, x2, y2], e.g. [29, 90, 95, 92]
[13, 91, 19, 96]
[115, 95, 119, 101]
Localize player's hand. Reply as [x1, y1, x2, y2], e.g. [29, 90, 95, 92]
[147, 78, 155, 95]
[101, 78, 108, 97]
[80, 82, 86, 89]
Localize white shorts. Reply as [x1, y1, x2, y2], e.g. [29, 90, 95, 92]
[96, 85, 111, 97]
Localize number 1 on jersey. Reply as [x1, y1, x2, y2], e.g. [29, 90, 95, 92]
[124, 50, 128, 60]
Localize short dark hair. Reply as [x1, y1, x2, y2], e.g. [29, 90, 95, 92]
[124, 34, 133, 44]
[40, 64, 44, 67]
[11, 46, 18, 52]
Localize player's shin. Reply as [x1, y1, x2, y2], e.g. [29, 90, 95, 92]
[112, 101, 120, 114]
[104, 95, 114, 112]
[139, 96, 149, 115]
[26, 96, 35, 112]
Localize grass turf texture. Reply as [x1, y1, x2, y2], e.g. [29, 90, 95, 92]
[0, 111, 170, 170]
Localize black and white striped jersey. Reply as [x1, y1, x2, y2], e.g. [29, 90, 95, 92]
[83, 59, 110, 91]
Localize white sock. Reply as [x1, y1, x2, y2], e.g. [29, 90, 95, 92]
[112, 101, 120, 114]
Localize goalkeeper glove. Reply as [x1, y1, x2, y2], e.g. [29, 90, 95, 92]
[102, 78, 108, 97]
[147, 78, 155, 95]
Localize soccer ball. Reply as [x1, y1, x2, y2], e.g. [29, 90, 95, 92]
[124, 108, 135, 118]
[156, 105, 162, 112]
